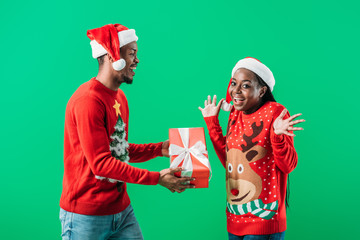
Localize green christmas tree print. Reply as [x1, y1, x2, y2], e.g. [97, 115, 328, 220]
[95, 115, 129, 192]
[109, 116, 129, 163]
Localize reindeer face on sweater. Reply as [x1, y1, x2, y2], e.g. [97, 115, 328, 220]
[226, 121, 267, 205]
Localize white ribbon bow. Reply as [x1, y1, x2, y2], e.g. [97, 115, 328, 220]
[169, 128, 212, 179]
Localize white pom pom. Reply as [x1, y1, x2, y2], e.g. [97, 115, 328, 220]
[112, 59, 126, 71]
[221, 101, 232, 111]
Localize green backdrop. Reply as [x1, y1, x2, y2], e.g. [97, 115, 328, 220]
[1, 0, 359, 239]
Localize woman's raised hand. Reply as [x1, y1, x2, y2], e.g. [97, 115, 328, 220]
[273, 109, 305, 136]
[198, 95, 225, 118]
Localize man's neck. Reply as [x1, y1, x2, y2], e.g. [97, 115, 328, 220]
[96, 69, 123, 91]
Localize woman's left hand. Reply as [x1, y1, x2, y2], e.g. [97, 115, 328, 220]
[273, 109, 305, 136]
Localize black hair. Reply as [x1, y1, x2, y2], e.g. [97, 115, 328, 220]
[97, 55, 106, 67]
[253, 73, 291, 209]
[254, 73, 276, 103]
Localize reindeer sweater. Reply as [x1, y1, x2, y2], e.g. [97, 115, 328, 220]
[60, 78, 162, 216]
[204, 101, 297, 236]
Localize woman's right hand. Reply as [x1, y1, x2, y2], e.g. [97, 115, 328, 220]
[198, 95, 224, 117]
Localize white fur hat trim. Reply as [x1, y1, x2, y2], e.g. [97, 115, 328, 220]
[231, 58, 275, 92]
[90, 29, 138, 58]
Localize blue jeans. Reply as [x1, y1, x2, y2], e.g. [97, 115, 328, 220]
[59, 205, 143, 240]
[228, 232, 285, 240]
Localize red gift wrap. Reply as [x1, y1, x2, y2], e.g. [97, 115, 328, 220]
[169, 127, 211, 188]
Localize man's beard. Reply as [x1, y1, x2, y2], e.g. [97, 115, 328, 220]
[124, 76, 133, 84]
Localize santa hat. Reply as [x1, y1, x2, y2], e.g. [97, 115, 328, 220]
[87, 24, 138, 71]
[221, 57, 275, 111]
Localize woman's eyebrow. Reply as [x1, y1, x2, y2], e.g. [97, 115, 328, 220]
[231, 78, 251, 82]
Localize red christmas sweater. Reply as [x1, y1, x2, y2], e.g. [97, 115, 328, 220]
[204, 101, 297, 236]
[60, 78, 162, 215]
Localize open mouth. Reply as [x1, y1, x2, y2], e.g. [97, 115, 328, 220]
[233, 97, 245, 104]
[129, 65, 137, 75]
[231, 190, 250, 202]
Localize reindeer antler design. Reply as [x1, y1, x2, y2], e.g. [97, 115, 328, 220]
[240, 121, 264, 153]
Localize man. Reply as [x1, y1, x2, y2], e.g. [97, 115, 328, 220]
[59, 23, 193, 240]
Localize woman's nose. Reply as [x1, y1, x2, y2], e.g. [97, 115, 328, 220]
[234, 84, 242, 93]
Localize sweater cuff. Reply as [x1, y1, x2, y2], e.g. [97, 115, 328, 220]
[148, 171, 160, 185]
[154, 142, 164, 157]
[204, 116, 220, 127]
[272, 133, 285, 143]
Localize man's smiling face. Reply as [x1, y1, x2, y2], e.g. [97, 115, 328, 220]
[119, 41, 139, 84]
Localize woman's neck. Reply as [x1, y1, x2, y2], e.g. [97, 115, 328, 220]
[243, 100, 265, 115]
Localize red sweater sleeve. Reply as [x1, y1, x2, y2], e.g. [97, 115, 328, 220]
[204, 116, 226, 168]
[128, 142, 163, 163]
[270, 109, 298, 174]
[74, 96, 160, 185]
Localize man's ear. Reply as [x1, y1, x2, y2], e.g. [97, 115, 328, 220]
[259, 86, 267, 98]
[106, 54, 114, 63]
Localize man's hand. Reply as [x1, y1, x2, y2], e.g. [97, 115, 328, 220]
[158, 167, 195, 193]
[273, 109, 305, 136]
[162, 140, 170, 157]
[198, 95, 224, 118]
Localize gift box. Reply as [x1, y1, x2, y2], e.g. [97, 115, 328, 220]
[169, 127, 211, 188]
